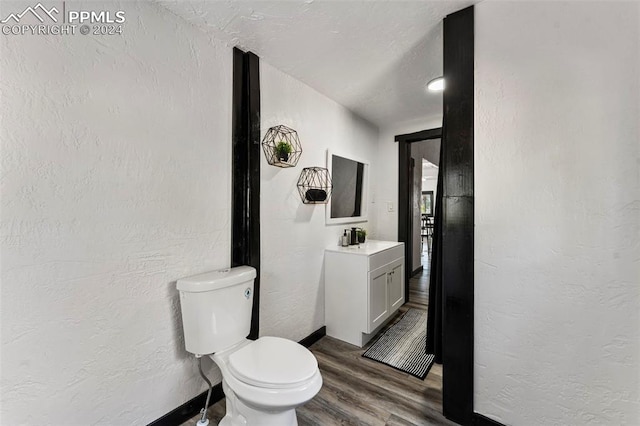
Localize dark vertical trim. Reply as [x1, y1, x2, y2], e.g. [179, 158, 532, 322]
[231, 48, 249, 266]
[441, 5, 474, 424]
[397, 138, 411, 301]
[408, 156, 416, 272]
[232, 47, 249, 266]
[232, 48, 261, 340]
[246, 52, 261, 340]
[396, 127, 442, 303]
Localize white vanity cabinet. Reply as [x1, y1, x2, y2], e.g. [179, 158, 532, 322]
[324, 240, 405, 347]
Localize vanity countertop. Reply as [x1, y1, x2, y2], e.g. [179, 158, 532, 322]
[325, 240, 403, 256]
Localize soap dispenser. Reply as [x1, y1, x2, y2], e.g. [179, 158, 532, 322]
[341, 230, 349, 247]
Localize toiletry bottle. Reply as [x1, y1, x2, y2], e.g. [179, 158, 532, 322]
[341, 230, 349, 247]
[350, 227, 358, 245]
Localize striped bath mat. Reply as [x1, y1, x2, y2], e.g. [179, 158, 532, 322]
[362, 308, 435, 379]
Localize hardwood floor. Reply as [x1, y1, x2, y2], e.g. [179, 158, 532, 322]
[183, 249, 447, 426]
[409, 249, 430, 306]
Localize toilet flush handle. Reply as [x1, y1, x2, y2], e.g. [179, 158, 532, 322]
[244, 288, 252, 299]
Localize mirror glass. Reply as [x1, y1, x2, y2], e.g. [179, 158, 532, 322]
[326, 152, 368, 224]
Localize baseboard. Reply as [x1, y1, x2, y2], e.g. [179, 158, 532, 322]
[473, 413, 506, 426]
[147, 383, 224, 426]
[147, 326, 327, 426]
[411, 265, 423, 276]
[298, 325, 326, 348]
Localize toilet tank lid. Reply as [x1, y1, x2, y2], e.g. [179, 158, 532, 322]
[177, 266, 256, 293]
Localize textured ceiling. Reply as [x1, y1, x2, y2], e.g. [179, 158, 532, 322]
[158, 1, 474, 128]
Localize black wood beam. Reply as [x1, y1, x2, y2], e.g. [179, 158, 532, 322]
[441, 5, 475, 424]
[246, 51, 261, 340]
[232, 47, 249, 267]
[231, 47, 261, 340]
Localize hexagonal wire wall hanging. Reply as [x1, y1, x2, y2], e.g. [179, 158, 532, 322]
[261, 125, 303, 168]
[297, 167, 333, 204]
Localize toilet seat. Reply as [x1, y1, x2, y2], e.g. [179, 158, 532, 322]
[228, 336, 318, 389]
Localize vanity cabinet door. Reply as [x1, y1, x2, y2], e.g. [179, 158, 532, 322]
[368, 266, 389, 333]
[388, 261, 404, 311]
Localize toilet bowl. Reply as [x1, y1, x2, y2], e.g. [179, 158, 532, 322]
[177, 266, 322, 426]
[212, 337, 322, 426]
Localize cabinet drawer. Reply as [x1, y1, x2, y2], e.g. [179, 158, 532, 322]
[368, 244, 403, 271]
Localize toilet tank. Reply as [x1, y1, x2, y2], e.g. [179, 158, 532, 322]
[177, 266, 256, 356]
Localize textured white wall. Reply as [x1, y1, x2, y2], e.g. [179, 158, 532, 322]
[259, 61, 379, 342]
[475, 2, 640, 424]
[376, 117, 442, 241]
[0, 2, 232, 424]
[412, 139, 440, 168]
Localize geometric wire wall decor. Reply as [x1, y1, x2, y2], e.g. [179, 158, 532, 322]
[296, 167, 333, 204]
[261, 125, 303, 168]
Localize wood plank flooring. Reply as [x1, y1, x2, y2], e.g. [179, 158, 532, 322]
[183, 250, 449, 426]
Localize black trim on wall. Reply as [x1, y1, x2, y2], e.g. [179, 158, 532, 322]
[298, 326, 326, 348]
[411, 266, 424, 277]
[147, 327, 327, 426]
[246, 51, 261, 340]
[397, 137, 410, 298]
[232, 48, 261, 340]
[147, 383, 224, 426]
[473, 413, 506, 426]
[441, 5, 474, 425]
[395, 128, 442, 144]
[396, 127, 442, 303]
[231, 47, 248, 265]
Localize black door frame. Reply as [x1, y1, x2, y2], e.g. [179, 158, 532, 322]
[396, 127, 443, 303]
[408, 156, 417, 276]
[396, 5, 475, 425]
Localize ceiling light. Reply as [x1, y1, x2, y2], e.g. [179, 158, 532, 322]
[426, 77, 445, 92]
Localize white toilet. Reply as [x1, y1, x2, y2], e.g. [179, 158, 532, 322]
[177, 266, 322, 426]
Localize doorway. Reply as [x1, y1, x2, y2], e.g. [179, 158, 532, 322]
[408, 139, 441, 306]
[396, 127, 442, 302]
